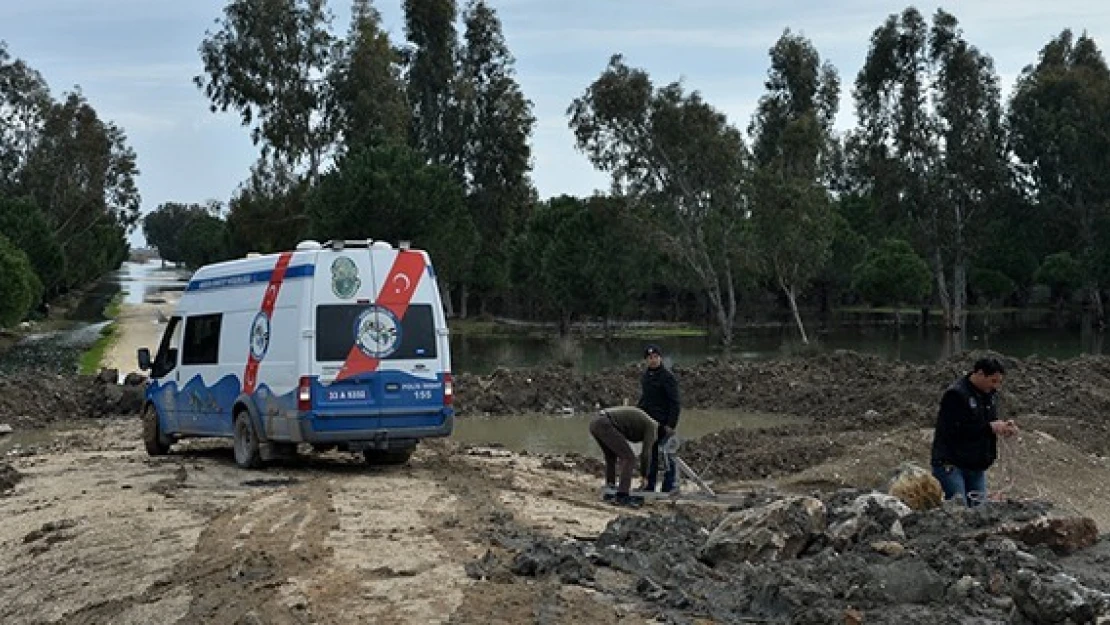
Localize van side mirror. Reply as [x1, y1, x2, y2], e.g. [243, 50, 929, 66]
[137, 348, 152, 371]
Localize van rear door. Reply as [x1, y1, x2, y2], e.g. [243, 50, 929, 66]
[367, 246, 448, 428]
[309, 244, 447, 430]
[309, 249, 381, 428]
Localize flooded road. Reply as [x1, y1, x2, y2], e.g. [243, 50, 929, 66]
[452, 408, 804, 457]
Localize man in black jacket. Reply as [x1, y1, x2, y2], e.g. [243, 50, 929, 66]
[638, 344, 681, 492]
[931, 357, 1018, 506]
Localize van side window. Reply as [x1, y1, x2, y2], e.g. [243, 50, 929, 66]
[316, 304, 437, 361]
[152, 316, 182, 378]
[182, 314, 223, 365]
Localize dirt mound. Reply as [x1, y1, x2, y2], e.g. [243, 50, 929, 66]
[472, 491, 1110, 624]
[455, 350, 1110, 455]
[0, 462, 21, 494]
[0, 374, 102, 429]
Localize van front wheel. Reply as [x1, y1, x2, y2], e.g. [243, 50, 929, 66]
[142, 404, 171, 456]
[233, 412, 263, 469]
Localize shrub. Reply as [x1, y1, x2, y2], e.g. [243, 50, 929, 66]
[0, 234, 43, 327]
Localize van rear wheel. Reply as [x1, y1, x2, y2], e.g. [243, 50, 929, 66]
[363, 448, 413, 466]
[233, 412, 263, 469]
[142, 404, 171, 456]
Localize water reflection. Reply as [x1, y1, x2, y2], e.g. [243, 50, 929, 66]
[114, 260, 189, 306]
[451, 324, 1108, 374]
[452, 409, 803, 458]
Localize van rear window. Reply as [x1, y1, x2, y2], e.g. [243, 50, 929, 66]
[315, 304, 438, 361]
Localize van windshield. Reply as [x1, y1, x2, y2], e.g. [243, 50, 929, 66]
[316, 304, 437, 361]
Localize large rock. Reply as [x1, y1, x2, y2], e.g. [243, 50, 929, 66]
[827, 492, 912, 547]
[698, 496, 826, 565]
[994, 517, 1100, 556]
[1010, 569, 1110, 624]
[888, 462, 943, 511]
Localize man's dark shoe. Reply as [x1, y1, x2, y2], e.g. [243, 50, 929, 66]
[602, 492, 616, 502]
[610, 493, 644, 508]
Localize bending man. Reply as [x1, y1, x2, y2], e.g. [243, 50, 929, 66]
[589, 406, 660, 508]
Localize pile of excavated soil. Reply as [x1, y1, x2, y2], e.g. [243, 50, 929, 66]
[0, 372, 144, 430]
[472, 490, 1110, 624]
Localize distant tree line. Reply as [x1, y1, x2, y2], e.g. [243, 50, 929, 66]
[0, 43, 139, 326]
[136, 2, 1110, 346]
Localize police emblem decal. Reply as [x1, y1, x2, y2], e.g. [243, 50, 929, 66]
[331, 256, 361, 299]
[354, 305, 402, 359]
[249, 310, 271, 361]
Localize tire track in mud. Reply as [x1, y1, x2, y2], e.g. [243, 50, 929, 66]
[65, 475, 339, 625]
[416, 444, 637, 624]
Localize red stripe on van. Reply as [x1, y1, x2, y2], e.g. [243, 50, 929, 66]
[243, 251, 293, 394]
[336, 250, 425, 381]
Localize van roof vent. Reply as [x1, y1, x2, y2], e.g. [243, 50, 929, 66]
[323, 239, 378, 250]
[246, 252, 261, 258]
[371, 240, 393, 250]
[296, 240, 323, 250]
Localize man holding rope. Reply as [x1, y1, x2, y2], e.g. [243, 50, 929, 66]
[931, 357, 1019, 506]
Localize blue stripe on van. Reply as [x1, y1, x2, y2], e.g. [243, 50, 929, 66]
[186, 263, 315, 292]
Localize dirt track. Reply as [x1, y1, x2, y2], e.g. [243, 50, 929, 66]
[0, 421, 633, 624]
[2, 297, 1110, 622]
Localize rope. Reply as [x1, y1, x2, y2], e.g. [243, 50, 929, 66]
[990, 433, 1085, 517]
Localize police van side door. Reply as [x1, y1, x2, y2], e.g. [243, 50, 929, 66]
[177, 313, 224, 434]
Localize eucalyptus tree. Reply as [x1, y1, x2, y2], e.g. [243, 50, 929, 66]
[513, 194, 645, 335]
[568, 55, 751, 347]
[196, 0, 336, 181]
[457, 0, 536, 316]
[18, 91, 140, 290]
[144, 202, 230, 266]
[402, 0, 460, 170]
[225, 157, 311, 255]
[0, 42, 51, 193]
[305, 143, 477, 305]
[0, 234, 41, 327]
[852, 8, 1008, 331]
[748, 31, 839, 344]
[328, 0, 410, 151]
[852, 238, 932, 327]
[1010, 30, 1110, 325]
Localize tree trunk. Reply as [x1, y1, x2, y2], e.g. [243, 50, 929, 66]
[558, 311, 570, 337]
[1090, 285, 1105, 331]
[780, 277, 808, 345]
[932, 248, 953, 330]
[953, 256, 967, 332]
[459, 284, 469, 320]
[439, 279, 454, 318]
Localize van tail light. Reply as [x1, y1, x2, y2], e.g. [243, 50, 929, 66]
[297, 376, 312, 412]
[443, 373, 454, 406]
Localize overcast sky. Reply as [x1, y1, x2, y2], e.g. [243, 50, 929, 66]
[3, 1, 1109, 246]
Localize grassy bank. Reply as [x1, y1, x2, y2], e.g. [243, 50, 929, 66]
[77, 293, 124, 375]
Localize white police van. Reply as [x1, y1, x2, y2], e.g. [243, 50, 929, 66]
[137, 239, 454, 468]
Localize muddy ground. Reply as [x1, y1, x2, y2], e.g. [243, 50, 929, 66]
[3, 344, 1110, 622]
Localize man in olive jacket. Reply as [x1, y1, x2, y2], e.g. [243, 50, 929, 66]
[589, 406, 659, 507]
[931, 357, 1018, 506]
